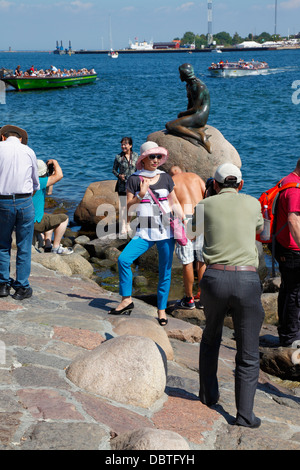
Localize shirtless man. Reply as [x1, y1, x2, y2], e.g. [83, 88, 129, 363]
[169, 166, 206, 309]
[166, 63, 212, 153]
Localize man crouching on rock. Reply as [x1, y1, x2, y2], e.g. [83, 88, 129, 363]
[189, 163, 265, 428]
[33, 159, 73, 255]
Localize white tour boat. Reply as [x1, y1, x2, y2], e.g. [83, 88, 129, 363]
[208, 60, 269, 77]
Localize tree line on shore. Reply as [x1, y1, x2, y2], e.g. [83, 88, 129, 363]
[177, 30, 300, 47]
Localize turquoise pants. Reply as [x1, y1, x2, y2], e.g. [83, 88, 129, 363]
[118, 236, 175, 310]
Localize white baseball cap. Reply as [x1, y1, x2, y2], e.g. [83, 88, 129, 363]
[214, 163, 242, 184]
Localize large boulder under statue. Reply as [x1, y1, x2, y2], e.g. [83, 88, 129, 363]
[148, 128, 241, 182]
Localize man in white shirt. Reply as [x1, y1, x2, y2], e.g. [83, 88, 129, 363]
[0, 125, 40, 300]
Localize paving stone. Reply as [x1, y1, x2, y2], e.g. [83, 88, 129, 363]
[20, 421, 108, 450]
[0, 370, 14, 385]
[53, 326, 105, 349]
[14, 348, 69, 369]
[17, 389, 85, 420]
[170, 338, 199, 371]
[44, 340, 88, 360]
[0, 332, 49, 350]
[0, 412, 23, 445]
[13, 365, 70, 389]
[0, 302, 23, 311]
[152, 394, 221, 446]
[0, 391, 23, 413]
[73, 391, 154, 435]
[215, 422, 300, 450]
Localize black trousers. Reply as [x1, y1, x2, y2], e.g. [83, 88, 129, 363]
[199, 268, 264, 426]
[275, 242, 300, 346]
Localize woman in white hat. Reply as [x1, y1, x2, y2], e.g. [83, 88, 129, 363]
[108, 141, 184, 325]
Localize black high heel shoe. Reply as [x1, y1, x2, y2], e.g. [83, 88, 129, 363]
[157, 311, 168, 326]
[108, 302, 134, 315]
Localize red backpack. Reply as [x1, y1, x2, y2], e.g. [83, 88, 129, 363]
[256, 178, 300, 245]
[256, 178, 300, 277]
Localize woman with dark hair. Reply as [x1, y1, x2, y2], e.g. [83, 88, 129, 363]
[109, 141, 185, 326]
[112, 137, 138, 234]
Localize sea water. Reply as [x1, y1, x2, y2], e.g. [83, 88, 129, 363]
[1, 49, 300, 215]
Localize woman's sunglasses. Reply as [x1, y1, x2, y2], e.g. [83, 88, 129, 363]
[148, 154, 163, 160]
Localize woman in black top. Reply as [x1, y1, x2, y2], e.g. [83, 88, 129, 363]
[112, 137, 138, 234]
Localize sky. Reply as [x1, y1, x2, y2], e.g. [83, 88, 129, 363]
[0, 0, 299, 51]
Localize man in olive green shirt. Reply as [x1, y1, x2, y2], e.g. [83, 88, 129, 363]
[191, 163, 265, 428]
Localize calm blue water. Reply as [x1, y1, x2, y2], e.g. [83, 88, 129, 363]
[1, 49, 300, 224]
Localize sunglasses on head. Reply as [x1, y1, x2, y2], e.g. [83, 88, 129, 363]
[148, 154, 163, 160]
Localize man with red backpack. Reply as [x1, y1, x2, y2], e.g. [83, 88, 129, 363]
[275, 159, 300, 347]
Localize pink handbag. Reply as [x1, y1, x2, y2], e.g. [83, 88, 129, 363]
[142, 180, 187, 246]
[169, 215, 188, 246]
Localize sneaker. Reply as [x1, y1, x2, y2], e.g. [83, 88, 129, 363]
[51, 245, 73, 255]
[44, 245, 53, 253]
[176, 296, 195, 310]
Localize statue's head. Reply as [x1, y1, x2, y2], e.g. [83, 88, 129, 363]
[179, 63, 195, 80]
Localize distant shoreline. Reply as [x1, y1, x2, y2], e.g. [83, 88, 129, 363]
[1, 46, 300, 55]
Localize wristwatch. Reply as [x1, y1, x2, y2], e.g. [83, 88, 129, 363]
[136, 192, 143, 201]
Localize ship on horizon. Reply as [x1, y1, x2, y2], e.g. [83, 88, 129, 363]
[128, 38, 153, 51]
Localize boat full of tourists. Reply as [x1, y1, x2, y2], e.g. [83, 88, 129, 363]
[208, 60, 269, 77]
[0, 66, 97, 91]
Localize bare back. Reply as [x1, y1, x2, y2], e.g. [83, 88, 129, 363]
[172, 172, 205, 215]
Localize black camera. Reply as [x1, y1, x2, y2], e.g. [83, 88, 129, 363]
[204, 177, 216, 198]
[47, 162, 54, 176]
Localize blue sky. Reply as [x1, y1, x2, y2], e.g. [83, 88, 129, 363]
[0, 0, 299, 51]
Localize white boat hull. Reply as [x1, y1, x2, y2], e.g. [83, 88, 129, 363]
[208, 61, 269, 77]
[209, 68, 269, 77]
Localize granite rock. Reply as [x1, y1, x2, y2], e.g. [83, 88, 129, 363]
[66, 335, 167, 408]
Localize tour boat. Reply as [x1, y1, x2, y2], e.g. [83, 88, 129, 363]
[208, 60, 269, 77]
[1, 72, 97, 91]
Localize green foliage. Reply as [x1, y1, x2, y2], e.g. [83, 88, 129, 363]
[232, 32, 243, 45]
[176, 30, 299, 46]
[213, 31, 233, 45]
[181, 31, 196, 45]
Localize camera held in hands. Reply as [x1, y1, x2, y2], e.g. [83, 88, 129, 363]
[47, 161, 54, 176]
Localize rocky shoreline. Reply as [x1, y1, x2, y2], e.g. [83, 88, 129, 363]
[1, 228, 299, 451]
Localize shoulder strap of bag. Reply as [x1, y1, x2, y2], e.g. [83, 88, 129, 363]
[139, 175, 167, 215]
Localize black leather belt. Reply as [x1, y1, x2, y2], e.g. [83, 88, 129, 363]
[207, 264, 257, 272]
[0, 193, 31, 199]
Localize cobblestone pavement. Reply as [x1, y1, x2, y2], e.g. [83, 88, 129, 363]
[0, 256, 300, 451]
